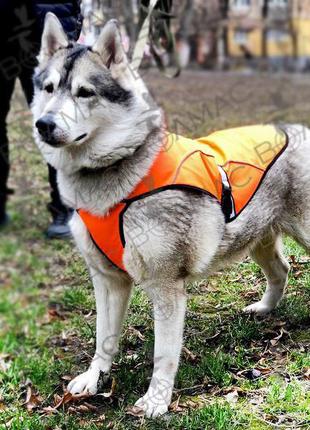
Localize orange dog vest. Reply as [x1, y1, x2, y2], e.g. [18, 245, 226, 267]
[78, 125, 288, 272]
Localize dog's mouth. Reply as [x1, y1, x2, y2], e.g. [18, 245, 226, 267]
[41, 133, 88, 148]
[74, 133, 88, 142]
[42, 137, 66, 148]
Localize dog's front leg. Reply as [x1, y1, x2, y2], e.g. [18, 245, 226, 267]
[68, 269, 132, 395]
[135, 279, 186, 417]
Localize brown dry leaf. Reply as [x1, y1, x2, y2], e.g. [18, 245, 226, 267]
[169, 396, 183, 413]
[48, 308, 63, 319]
[54, 391, 92, 409]
[183, 346, 197, 362]
[222, 386, 244, 395]
[126, 405, 145, 417]
[178, 398, 203, 409]
[23, 385, 43, 412]
[255, 366, 271, 375]
[41, 406, 58, 416]
[242, 290, 258, 299]
[0, 401, 7, 411]
[224, 389, 239, 404]
[53, 393, 63, 405]
[68, 403, 98, 414]
[304, 367, 310, 380]
[55, 392, 74, 408]
[61, 375, 72, 382]
[83, 402, 99, 412]
[84, 310, 93, 318]
[41, 307, 66, 325]
[91, 414, 106, 424]
[205, 331, 221, 341]
[270, 328, 288, 346]
[101, 377, 116, 398]
[273, 321, 287, 328]
[127, 326, 145, 341]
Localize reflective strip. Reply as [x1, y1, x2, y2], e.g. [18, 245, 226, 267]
[218, 165, 236, 221]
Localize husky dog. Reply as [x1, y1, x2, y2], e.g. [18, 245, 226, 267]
[32, 13, 310, 417]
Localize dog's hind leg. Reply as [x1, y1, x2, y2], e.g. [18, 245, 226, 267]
[285, 222, 310, 254]
[68, 270, 132, 395]
[134, 278, 187, 417]
[243, 234, 290, 315]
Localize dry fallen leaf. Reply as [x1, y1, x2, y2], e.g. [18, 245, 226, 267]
[127, 326, 145, 341]
[304, 367, 310, 380]
[41, 406, 57, 416]
[224, 389, 239, 404]
[41, 307, 66, 325]
[126, 405, 145, 417]
[205, 331, 221, 341]
[23, 385, 43, 412]
[270, 327, 289, 346]
[182, 346, 197, 362]
[68, 403, 98, 414]
[61, 375, 72, 381]
[54, 391, 92, 410]
[169, 396, 183, 413]
[257, 366, 272, 375]
[100, 377, 116, 398]
[83, 402, 99, 412]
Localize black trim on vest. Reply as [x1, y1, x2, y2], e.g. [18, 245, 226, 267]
[89, 231, 126, 272]
[218, 166, 236, 223]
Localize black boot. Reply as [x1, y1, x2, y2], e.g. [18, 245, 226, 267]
[0, 190, 11, 228]
[45, 206, 74, 239]
[0, 211, 9, 227]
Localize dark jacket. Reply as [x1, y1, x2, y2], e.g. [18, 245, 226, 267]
[34, 1, 83, 41]
[0, 1, 82, 44]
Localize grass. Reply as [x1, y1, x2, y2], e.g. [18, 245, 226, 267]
[0, 72, 310, 429]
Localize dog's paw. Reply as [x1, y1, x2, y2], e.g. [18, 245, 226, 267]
[134, 395, 169, 418]
[67, 368, 100, 395]
[133, 381, 172, 418]
[243, 301, 273, 315]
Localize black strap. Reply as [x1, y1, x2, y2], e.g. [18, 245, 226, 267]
[218, 166, 235, 223]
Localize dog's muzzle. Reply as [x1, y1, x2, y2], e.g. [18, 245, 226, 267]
[35, 114, 61, 146]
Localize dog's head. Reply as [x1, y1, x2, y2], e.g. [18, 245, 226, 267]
[32, 13, 160, 169]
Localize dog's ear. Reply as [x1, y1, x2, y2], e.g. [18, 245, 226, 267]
[38, 12, 68, 64]
[92, 20, 127, 68]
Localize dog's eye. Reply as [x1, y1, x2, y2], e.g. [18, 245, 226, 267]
[77, 87, 96, 98]
[44, 83, 54, 94]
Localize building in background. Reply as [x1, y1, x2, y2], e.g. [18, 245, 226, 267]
[81, 0, 310, 71]
[226, 0, 310, 71]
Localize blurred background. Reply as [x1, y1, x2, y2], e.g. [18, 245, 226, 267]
[81, 0, 310, 72]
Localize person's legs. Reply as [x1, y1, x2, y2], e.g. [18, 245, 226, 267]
[0, 53, 16, 226]
[46, 164, 73, 238]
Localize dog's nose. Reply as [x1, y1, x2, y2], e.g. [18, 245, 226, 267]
[35, 115, 56, 137]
